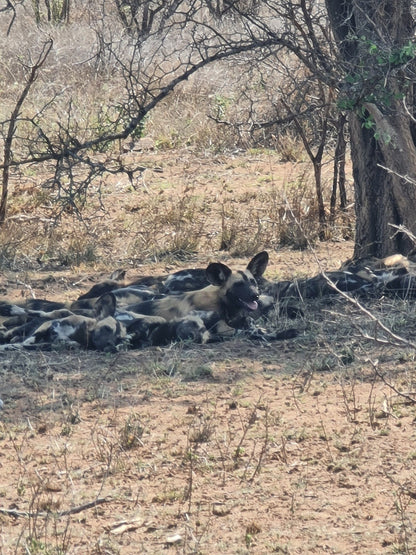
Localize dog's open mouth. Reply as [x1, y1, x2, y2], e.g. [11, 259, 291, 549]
[239, 298, 258, 311]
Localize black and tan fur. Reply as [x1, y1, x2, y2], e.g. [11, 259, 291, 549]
[163, 268, 209, 293]
[0, 252, 300, 350]
[123, 313, 210, 347]
[123, 252, 298, 341]
[71, 286, 158, 312]
[0, 293, 127, 352]
[78, 269, 167, 300]
[125, 252, 268, 327]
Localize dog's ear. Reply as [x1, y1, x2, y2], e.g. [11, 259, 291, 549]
[205, 262, 232, 286]
[94, 292, 117, 319]
[246, 251, 269, 278]
[109, 268, 126, 281]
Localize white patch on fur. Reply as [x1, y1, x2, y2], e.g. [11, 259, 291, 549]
[22, 336, 36, 345]
[115, 311, 136, 322]
[375, 270, 402, 284]
[52, 321, 78, 340]
[164, 272, 193, 287]
[201, 329, 210, 344]
[11, 305, 26, 316]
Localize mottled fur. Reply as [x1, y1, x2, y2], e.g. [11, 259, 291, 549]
[125, 252, 269, 331]
[71, 286, 157, 312]
[0, 252, 300, 350]
[0, 293, 127, 352]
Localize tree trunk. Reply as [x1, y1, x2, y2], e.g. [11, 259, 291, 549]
[312, 158, 326, 239]
[330, 113, 347, 223]
[326, 0, 416, 258]
[350, 105, 416, 259]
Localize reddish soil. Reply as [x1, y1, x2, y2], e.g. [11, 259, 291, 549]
[0, 151, 415, 554]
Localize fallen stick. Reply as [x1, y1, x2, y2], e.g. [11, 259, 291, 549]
[0, 496, 110, 519]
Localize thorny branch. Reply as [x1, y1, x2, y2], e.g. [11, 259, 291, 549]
[0, 0, 341, 221]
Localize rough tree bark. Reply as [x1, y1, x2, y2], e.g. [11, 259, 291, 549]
[326, 0, 416, 258]
[330, 113, 347, 222]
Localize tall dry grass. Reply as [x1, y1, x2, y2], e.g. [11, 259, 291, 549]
[0, 3, 354, 271]
[0, 149, 354, 272]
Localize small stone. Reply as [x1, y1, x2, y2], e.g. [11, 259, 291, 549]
[166, 534, 182, 544]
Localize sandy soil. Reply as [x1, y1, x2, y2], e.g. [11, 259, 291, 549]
[0, 151, 415, 554]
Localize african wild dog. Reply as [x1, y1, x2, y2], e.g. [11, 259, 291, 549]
[0, 301, 28, 317]
[0, 308, 74, 343]
[121, 313, 211, 347]
[0, 293, 127, 352]
[163, 268, 209, 293]
[77, 268, 126, 300]
[0, 252, 298, 351]
[158, 252, 301, 320]
[71, 286, 158, 312]
[77, 269, 167, 301]
[123, 252, 297, 341]
[125, 252, 268, 322]
[148, 315, 210, 346]
[161, 252, 269, 295]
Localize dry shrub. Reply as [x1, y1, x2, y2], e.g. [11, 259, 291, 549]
[216, 165, 352, 256]
[146, 56, 307, 157]
[147, 68, 244, 153]
[123, 191, 209, 262]
[0, 7, 353, 269]
[0, 222, 36, 270]
[0, 152, 354, 271]
[0, 0, 327, 159]
[219, 203, 266, 256]
[0, 221, 98, 271]
[270, 172, 323, 249]
[272, 131, 308, 163]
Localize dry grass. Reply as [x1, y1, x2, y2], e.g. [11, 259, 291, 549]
[1, 287, 416, 553]
[0, 3, 342, 260]
[2, 8, 415, 554]
[1, 150, 354, 272]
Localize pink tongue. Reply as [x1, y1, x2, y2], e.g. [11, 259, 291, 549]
[245, 300, 258, 311]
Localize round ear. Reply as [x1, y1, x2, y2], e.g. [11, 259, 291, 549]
[94, 292, 117, 319]
[246, 251, 269, 278]
[109, 268, 126, 281]
[205, 262, 232, 286]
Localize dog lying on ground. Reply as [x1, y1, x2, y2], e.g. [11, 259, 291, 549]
[124, 252, 277, 329]
[7, 248, 416, 353]
[0, 293, 127, 352]
[122, 312, 211, 347]
[0, 252, 298, 351]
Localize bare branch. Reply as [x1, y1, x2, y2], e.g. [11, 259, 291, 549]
[0, 39, 53, 224]
[368, 360, 416, 405]
[0, 496, 110, 519]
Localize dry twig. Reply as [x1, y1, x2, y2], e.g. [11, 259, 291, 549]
[0, 497, 110, 519]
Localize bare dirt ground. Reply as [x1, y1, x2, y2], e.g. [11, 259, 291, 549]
[1, 151, 416, 554]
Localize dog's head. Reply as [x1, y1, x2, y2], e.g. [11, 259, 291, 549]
[89, 293, 127, 352]
[205, 251, 269, 312]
